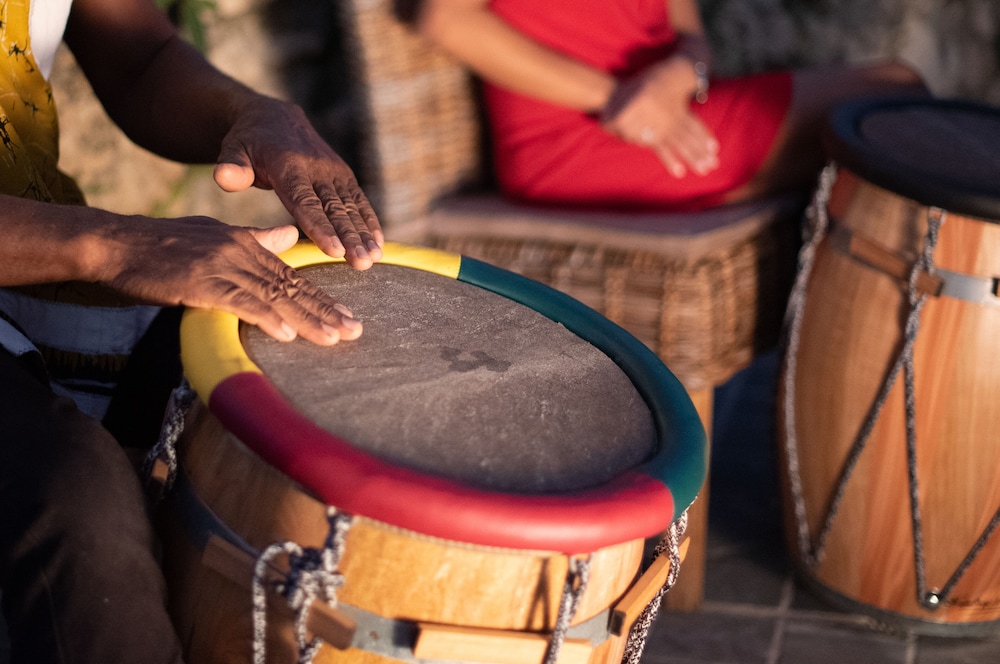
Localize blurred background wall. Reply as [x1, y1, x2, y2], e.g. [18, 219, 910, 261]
[53, 0, 1000, 228]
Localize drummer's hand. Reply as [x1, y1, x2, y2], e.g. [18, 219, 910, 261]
[212, 97, 384, 270]
[601, 55, 719, 178]
[98, 217, 361, 346]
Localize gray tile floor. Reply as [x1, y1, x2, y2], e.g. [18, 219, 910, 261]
[3, 351, 1000, 664]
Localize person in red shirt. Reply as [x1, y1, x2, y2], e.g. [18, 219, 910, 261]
[416, 0, 928, 211]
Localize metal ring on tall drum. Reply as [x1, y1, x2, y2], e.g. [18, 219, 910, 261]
[779, 97, 1000, 635]
[155, 242, 706, 663]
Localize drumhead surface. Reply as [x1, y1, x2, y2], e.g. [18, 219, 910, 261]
[826, 98, 1000, 220]
[241, 263, 657, 493]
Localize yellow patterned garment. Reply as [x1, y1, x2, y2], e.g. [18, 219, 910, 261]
[0, 0, 82, 203]
[0, 0, 161, 420]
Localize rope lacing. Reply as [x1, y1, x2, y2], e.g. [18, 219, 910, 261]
[142, 378, 196, 499]
[543, 555, 591, 664]
[781, 165, 1000, 610]
[621, 509, 688, 664]
[780, 163, 837, 567]
[252, 508, 353, 664]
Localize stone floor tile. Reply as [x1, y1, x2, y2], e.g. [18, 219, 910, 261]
[644, 610, 777, 664]
[703, 546, 789, 608]
[915, 635, 1000, 663]
[778, 620, 911, 664]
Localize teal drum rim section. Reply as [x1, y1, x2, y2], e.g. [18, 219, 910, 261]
[457, 256, 707, 522]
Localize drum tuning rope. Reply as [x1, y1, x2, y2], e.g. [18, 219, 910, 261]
[783, 172, 1000, 611]
[780, 163, 838, 568]
[621, 509, 688, 664]
[543, 554, 591, 664]
[142, 378, 196, 499]
[252, 507, 353, 664]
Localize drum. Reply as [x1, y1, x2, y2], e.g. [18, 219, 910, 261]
[779, 98, 1000, 634]
[154, 242, 705, 664]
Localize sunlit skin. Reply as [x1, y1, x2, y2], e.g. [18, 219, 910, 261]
[0, 0, 384, 346]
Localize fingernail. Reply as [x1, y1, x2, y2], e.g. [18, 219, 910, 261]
[279, 322, 296, 341]
[340, 317, 362, 331]
[334, 303, 355, 318]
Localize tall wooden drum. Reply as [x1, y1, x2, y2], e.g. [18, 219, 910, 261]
[154, 242, 705, 664]
[779, 98, 1000, 634]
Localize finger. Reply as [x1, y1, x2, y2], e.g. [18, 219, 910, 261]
[263, 267, 364, 344]
[298, 181, 378, 271]
[349, 186, 386, 250]
[679, 116, 720, 173]
[228, 264, 363, 346]
[326, 181, 374, 270]
[249, 224, 301, 255]
[279, 177, 349, 259]
[669, 132, 715, 176]
[653, 144, 687, 178]
[335, 181, 385, 268]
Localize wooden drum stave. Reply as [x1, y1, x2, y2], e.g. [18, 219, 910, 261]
[779, 97, 1000, 634]
[155, 242, 705, 664]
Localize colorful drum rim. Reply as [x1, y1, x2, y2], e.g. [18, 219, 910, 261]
[180, 242, 706, 553]
[824, 96, 1000, 222]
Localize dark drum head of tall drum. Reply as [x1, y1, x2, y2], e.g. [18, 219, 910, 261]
[825, 97, 1000, 221]
[241, 262, 657, 494]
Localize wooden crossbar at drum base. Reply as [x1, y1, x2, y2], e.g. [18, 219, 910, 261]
[196, 524, 689, 664]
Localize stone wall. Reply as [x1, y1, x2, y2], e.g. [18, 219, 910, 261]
[53, 0, 1000, 229]
[701, 0, 1000, 102]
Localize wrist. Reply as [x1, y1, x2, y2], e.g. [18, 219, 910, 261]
[674, 34, 712, 104]
[595, 75, 619, 115]
[691, 60, 709, 104]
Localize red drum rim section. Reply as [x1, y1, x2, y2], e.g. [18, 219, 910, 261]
[182, 242, 706, 553]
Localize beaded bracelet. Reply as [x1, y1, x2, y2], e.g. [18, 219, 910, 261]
[693, 60, 709, 104]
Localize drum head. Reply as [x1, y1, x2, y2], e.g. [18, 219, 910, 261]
[825, 97, 1000, 220]
[242, 262, 657, 494]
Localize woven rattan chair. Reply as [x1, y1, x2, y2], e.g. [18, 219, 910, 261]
[337, 0, 805, 610]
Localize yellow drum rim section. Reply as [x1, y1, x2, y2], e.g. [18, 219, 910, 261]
[180, 241, 462, 400]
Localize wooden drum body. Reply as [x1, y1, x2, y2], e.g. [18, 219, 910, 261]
[779, 98, 1000, 634]
[156, 243, 705, 663]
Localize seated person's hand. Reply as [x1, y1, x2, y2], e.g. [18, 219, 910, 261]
[600, 55, 719, 178]
[212, 98, 384, 270]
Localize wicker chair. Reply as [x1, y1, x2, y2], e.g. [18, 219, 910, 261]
[337, 0, 804, 610]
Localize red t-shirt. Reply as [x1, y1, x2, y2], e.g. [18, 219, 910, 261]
[485, 0, 793, 211]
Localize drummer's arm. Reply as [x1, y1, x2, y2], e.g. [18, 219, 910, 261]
[0, 193, 363, 346]
[63, 0, 383, 269]
[416, 0, 616, 113]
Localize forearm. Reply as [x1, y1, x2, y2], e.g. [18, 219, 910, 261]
[417, 0, 615, 113]
[668, 0, 712, 70]
[104, 36, 263, 163]
[0, 196, 124, 286]
[64, 0, 270, 164]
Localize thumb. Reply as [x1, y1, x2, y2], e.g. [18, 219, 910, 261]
[250, 224, 300, 256]
[214, 144, 256, 192]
